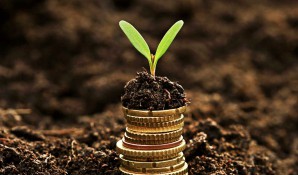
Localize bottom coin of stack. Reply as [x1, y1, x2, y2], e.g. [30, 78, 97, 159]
[116, 106, 188, 175]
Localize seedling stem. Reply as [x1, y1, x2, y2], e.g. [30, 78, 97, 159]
[150, 54, 155, 76]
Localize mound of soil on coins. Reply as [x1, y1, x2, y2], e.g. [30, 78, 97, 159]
[121, 71, 188, 110]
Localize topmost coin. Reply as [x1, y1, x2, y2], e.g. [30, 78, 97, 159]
[122, 106, 187, 117]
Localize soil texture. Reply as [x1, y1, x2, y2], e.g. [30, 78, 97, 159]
[0, 0, 297, 174]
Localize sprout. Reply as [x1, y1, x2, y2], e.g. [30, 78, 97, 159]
[119, 20, 184, 76]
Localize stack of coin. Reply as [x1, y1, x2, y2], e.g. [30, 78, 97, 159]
[116, 106, 188, 175]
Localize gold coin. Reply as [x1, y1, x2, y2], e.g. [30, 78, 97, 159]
[125, 113, 180, 123]
[123, 153, 179, 162]
[119, 152, 184, 168]
[123, 136, 183, 150]
[116, 140, 186, 158]
[125, 128, 183, 141]
[127, 122, 184, 133]
[122, 106, 186, 117]
[124, 133, 180, 145]
[119, 162, 188, 175]
[127, 114, 184, 128]
[121, 160, 185, 174]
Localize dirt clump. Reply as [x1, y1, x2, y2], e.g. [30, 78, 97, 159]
[184, 119, 276, 175]
[121, 71, 188, 110]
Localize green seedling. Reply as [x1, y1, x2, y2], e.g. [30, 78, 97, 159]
[119, 20, 184, 76]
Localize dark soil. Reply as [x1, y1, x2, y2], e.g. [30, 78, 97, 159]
[121, 71, 187, 110]
[0, 109, 279, 175]
[0, 0, 297, 174]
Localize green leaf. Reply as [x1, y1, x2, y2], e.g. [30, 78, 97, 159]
[119, 20, 151, 64]
[154, 20, 184, 68]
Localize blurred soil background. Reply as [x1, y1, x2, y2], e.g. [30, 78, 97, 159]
[0, 0, 297, 174]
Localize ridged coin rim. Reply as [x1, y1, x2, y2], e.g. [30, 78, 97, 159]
[125, 128, 183, 140]
[122, 106, 186, 117]
[119, 162, 188, 175]
[123, 153, 179, 162]
[122, 136, 183, 150]
[127, 114, 184, 128]
[119, 152, 184, 168]
[116, 140, 186, 157]
[121, 160, 185, 173]
[125, 113, 180, 123]
[124, 134, 180, 145]
[127, 122, 184, 133]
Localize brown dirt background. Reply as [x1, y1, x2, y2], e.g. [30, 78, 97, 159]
[0, 0, 297, 174]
